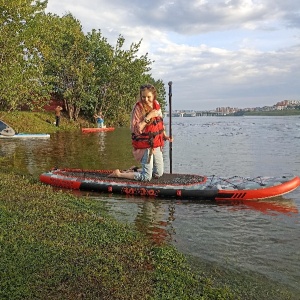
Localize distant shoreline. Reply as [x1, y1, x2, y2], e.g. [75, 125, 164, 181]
[232, 109, 300, 116]
[167, 109, 300, 117]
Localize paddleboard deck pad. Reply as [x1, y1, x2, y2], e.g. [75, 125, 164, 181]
[40, 168, 300, 200]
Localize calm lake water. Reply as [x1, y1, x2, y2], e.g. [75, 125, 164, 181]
[1, 116, 300, 297]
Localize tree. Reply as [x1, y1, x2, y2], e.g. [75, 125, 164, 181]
[0, 2, 167, 124]
[42, 13, 94, 120]
[0, 0, 50, 111]
[86, 31, 165, 126]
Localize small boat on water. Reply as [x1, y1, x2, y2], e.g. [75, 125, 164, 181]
[0, 119, 15, 136]
[40, 168, 300, 201]
[0, 133, 50, 139]
[0, 119, 50, 138]
[81, 127, 115, 133]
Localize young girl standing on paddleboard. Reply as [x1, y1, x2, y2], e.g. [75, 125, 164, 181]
[109, 84, 173, 181]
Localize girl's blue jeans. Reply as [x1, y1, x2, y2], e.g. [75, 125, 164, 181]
[134, 147, 164, 181]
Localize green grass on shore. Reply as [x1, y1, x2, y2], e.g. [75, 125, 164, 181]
[0, 111, 91, 134]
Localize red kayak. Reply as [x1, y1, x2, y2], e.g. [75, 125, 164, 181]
[81, 127, 115, 133]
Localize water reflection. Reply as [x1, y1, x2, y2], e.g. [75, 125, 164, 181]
[133, 199, 176, 245]
[94, 132, 107, 152]
[81, 191, 299, 247]
[0, 129, 136, 174]
[140, 200, 232, 244]
[217, 197, 299, 216]
[71, 191, 173, 244]
[0, 138, 52, 175]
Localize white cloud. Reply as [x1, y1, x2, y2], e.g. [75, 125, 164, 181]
[46, 0, 300, 110]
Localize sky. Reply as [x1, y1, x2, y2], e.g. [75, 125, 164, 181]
[45, 0, 300, 111]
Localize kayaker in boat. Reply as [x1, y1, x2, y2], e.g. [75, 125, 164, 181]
[108, 84, 173, 181]
[94, 111, 105, 128]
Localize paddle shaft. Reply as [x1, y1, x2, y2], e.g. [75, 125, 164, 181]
[168, 81, 173, 174]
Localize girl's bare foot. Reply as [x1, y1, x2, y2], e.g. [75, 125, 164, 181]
[108, 169, 121, 177]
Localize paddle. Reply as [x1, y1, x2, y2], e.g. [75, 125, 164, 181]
[168, 81, 173, 174]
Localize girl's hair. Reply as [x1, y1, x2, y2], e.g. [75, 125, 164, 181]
[139, 84, 157, 100]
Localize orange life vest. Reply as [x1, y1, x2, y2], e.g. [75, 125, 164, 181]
[132, 101, 165, 149]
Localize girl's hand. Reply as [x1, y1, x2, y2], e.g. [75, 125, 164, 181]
[147, 109, 159, 119]
[164, 135, 173, 142]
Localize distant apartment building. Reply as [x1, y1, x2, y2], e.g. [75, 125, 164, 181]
[216, 107, 239, 114]
[276, 100, 300, 107]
